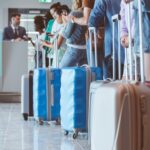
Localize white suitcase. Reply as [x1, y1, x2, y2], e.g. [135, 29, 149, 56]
[21, 72, 33, 120]
[21, 75, 29, 120]
[90, 1, 150, 150]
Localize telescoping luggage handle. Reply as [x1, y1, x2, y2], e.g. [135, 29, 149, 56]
[124, 0, 145, 83]
[112, 14, 122, 80]
[35, 33, 46, 69]
[49, 34, 59, 107]
[88, 27, 98, 67]
[112, 1, 145, 150]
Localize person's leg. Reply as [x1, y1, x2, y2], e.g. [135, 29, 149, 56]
[103, 56, 124, 80]
[59, 47, 85, 68]
[78, 49, 87, 66]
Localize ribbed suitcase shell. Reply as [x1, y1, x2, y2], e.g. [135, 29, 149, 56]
[33, 68, 61, 121]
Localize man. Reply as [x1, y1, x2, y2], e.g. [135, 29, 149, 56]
[89, 0, 125, 79]
[3, 13, 27, 41]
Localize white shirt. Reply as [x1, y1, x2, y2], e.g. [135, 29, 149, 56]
[35, 32, 46, 52]
[51, 20, 64, 35]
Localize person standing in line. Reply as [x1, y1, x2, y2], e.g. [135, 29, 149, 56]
[88, 0, 125, 79]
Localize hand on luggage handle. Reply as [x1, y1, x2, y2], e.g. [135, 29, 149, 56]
[88, 27, 98, 67]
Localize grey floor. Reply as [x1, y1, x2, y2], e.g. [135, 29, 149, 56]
[0, 103, 90, 150]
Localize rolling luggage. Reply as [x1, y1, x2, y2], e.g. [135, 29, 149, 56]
[90, 1, 150, 150]
[21, 70, 33, 121]
[60, 27, 103, 139]
[33, 36, 61, 124]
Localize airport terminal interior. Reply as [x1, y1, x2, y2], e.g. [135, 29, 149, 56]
[0, 0, 90, 149]
[0, 0, 150, 150]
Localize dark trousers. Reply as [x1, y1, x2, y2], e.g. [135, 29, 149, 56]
[103, 56, 124, 79]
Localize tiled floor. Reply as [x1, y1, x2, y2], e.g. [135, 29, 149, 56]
[0, 103, 90, 150]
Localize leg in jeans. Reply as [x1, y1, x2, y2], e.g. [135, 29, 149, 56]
[59, 46, 87, 68]
[104, 57, 124, 79]
[86, 38, 104, 67]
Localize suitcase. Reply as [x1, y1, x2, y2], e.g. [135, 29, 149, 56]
[33, 36, 61, 124]
[90, 2, 150, 150]
[21, 70, 33, 121]
[60, 27, 103, 139]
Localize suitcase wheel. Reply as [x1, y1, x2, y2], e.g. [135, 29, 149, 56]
[55, 118, 61, 125]
[73, 132, 78, 139]
[23, 113, 28, 121]
[38, 119, 44, 125]
[64, 130, 69, 136]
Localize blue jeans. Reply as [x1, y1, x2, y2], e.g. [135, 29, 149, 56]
[86, 38, 107, 78]
[59, 46, 87, 68]
[134, 10, 150, 54]
[35, 51, 43, 68]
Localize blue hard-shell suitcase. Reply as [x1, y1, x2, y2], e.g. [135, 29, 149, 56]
[60, 66, 102, 138]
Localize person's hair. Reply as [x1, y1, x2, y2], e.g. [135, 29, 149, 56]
[61, 5, 71, 14]
[50, 2, 61, 11]
[11, 13, 21, 18]
[34, 16, 45, 30]
[43, 11, 53, 27]
[72, 0, 82, 10]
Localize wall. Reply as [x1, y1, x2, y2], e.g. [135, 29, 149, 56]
[0, 0, 72, 30]
[0, 30, 2, 91]
[0, 0, 72, 91]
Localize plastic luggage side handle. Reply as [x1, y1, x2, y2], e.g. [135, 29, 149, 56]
[88, 27, 98, 67]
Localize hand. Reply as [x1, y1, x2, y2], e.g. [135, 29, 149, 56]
[46, 32, 54, 37]
[15, 37, 22, 42]
[124, 0, 134, 3]
[121, 35, 129, 48]
[41, 40, 53, 48]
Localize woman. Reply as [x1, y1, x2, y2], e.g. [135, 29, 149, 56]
[33, 16, 46, 68]
[59, 0, 87, 67]
[42, 4, 71, 67]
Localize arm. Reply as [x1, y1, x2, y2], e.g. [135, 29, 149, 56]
[71, 7, 92, 25]
[88, 0, 106, 28]
[120, 1, 129, 38]
[61, 21, 75, 39]
[41, 35, 65, 49]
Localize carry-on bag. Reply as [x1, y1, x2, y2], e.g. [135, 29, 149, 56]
[33, 35, 61, 124]
[60, 27, 103, 139]
[21, 70, 34, 120]
[90, 1, 150, 150]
